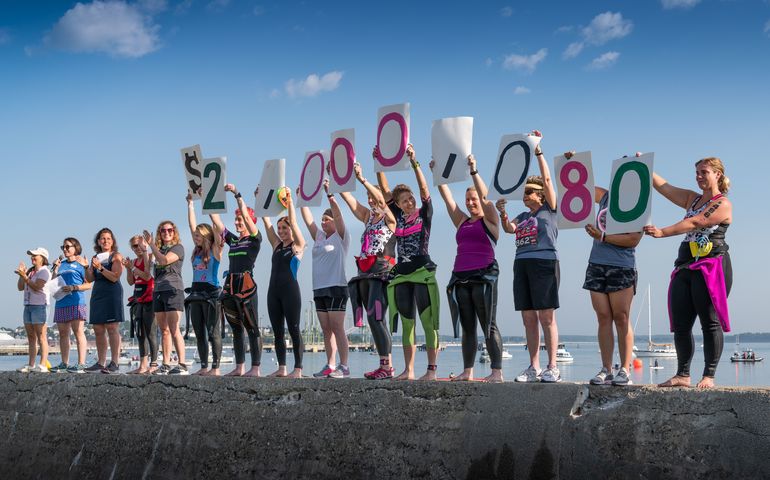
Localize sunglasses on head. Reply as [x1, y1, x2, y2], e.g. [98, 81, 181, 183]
[60, 244, 75, 250]
[160, 228, 174, 233]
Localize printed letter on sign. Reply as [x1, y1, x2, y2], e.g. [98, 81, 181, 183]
[254, 159, 286, 217]
[431, 117, 473, 186]
[374, 103, 410, 172]
[329, 129, 356, 194]
[605, 153, 654, 235]
[201, 157, 227, 215]
[555, 151, 595, 229]
[297, 151, 326, 207]
[487, 134, 541, 200]
[181, 144, 203, 198]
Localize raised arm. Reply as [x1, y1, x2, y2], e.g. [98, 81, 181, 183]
[324, 180, 346, 239]
[224, 183, 258, 236]
[495, 199, 518, 235]
[340, 163, 373, 223]
[468, 154, 499, 229]
[373, 146, 393, 204]
[653, 172, 697, 210]
[300, 204, 319, 241]
[407, 144, 430, 201]
[261, 216, 279, 249]
[644, 197, 732, 239]
[186, 190, 197, 236]
[285, 190, 306, 254]
[533, 131, 556, 210]
[430, 160, 467, 228]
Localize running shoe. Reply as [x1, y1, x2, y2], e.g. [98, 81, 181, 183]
[589, 368, 614, 385]
[153, 364, 171, 375]
[16, 365, 33, 373]
[51, 362, 68, 373]
[328, 364, 350, 379]
[67, 364, 86, 374]
[514, 365, 542, 383]
[101, 361, 120, 375]
[612, 368, 632, 386]
[31, 364, 49, 373]
[365, 366, 394, 380]
[313, 365, 335, 378]
[541, 366, 562, 383]
[84, 362, 105, 374]
[169, 363, 190, 375]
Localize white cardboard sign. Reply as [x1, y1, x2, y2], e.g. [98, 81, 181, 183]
[605, 153, 654, 235]
[254, 159, 286, 217]
[329, 129, 357, 194]
[181, 144, 203, 198]
[555, 151, 595, 229]
[201, 157, 227, 215]
[374, 103, 410, 172]
[297, 151, 326, 207]
[487, 134, 541, 200]
[431, 117, 473, 186]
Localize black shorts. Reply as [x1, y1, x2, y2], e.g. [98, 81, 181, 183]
[313, 286, 349, 313]
[513, 258, 560, 311]
[153, 289, 185, 313]
[582, 263, 637, 294]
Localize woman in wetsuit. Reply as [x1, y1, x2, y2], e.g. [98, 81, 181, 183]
[211, 184, 263, 377]
[433, 154, 502, 382]
[123, 235, 157, 374]
[186, 191, 223, 376]
[377, 144, 440, 381]
[262, 188, 306, 378]
[340, 162, 397, 379]
[644, 157, 732, 389]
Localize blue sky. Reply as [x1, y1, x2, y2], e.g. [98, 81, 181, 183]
[1, 0, 768, 336]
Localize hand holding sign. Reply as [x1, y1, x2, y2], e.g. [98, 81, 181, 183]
[431, 116, 473, 186]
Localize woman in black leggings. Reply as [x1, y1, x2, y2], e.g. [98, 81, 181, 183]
[645, 157, 732, 389]
[262, 188, 306, 378]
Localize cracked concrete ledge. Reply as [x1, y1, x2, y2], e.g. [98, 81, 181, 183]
[1, 372, 769, 479]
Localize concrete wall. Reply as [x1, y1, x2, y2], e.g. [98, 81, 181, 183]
[1, 372, 769, 479]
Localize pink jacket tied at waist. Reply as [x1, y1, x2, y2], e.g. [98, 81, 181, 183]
[668, 256, 731, 333]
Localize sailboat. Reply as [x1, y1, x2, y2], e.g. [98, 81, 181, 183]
[632, 285, 676, 358]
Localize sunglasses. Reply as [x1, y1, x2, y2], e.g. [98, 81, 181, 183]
[524, 189, 537, 195]
[131, 244, 142, 249]
[60, 244, 75, 250]
[160, 228, 175, 233]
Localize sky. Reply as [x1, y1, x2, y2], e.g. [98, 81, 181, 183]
[1, 0, 768, 336]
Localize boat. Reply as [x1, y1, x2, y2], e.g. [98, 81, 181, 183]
[501, 349, 512, 359]
[479, 348, 490, 364]
[730, 349, 764, 363]
[524, 343, 574, 363]
[192, 351, 235, 364]
[633, 285, 677, 358]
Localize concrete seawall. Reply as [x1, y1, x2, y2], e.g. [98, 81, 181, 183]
[2, 372, 769, 479]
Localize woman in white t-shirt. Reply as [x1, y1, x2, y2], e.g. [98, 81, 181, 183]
[15, 247, 52, 373]
[300, 179, 351, 378]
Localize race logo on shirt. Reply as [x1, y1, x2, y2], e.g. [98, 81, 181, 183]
[515, 217, 538, 248]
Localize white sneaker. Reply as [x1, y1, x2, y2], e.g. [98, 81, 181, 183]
[31, 364, 49, 373]
[16, 365, 33, 373]
[541, 366, 562, 383]
[589, 367, 614, 385]
[514, 365, 542, 383]
[612, 368, 632, 386]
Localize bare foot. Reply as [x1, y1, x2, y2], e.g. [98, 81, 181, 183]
[243, 367, 261, 377]
[451, 369, 473, 381]
[696, 377, 715, 389]
[208, 368, 221, 377]
[418, 370, 437, 381]
[286, 368, 302, 378]
[267, 367, 288, 378]
[395, 369, 414, 380]
[147, 365, 158, 375]
[658, 375, 691, 387]
[195, 368, 209, 376]
[226, 366, 245, 377]
[483, 370, 504, 383]
[128, 367, 146, 374]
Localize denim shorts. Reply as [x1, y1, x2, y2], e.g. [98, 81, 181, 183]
[23, 305, 48, 325]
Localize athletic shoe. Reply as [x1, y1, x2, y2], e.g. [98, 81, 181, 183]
[365, 366, 394, 380]
[589, 368, 614, 385]
[612, 368, 632, 386]
[51, 362, 68, 373]
[16, 365, 33, 373]
[153, 364, 171, 375]
[514, 365, 542, 383]
[328, 364, 350, 379]
[31, 364, 49, 373]
[169, 363, 190, 375]
[313, 365, 335, 378]
[101, 361, 120, 375]
[67, 364, 86, 374]
[541, 366, 562, 383]
[84, 363, 105, 374]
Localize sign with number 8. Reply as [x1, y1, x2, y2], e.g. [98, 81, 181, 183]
[555, 152, 595, 229]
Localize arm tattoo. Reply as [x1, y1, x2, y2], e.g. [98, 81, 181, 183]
[703, 201, 722, 218]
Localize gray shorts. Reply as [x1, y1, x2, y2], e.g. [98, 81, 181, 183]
[583, 263, 637, 294]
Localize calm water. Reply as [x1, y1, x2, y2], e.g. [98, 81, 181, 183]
[3, 342, 769, 387]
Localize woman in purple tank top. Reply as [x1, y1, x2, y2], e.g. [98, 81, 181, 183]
[433, 154, 503, 382]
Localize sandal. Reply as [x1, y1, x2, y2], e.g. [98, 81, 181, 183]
[366, 366, 394, 380]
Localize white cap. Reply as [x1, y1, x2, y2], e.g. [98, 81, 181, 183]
[27, 247, 49, 262]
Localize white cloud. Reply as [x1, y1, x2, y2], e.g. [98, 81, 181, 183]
[513, 86, 531, 95]
[500, 6, 513, 17]
[253, 5, 265, 16]
[582, 12, 633, 46]
[555, 25, 574, 34]
[587, 51, 620, 70]
[661, 0, 701, 9]
[137, 0, 167, 14]
[0, 28, 10, 45]
[502, 48, 547, 73]
[43, 1, 161, 58]
[562, 41, 584, 59]
[285, 71, 343, 98]
[269, 88, 281, 99]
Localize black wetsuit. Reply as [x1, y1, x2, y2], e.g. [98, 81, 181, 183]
[267, 242, 303, 369]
